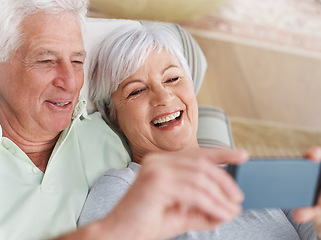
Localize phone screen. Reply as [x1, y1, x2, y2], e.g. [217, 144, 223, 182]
[227, 158, 321, 210]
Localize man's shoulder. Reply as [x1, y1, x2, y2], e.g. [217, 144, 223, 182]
[78, 111, 110, 129]
[76, 112, 119, 139]
[74, 111, 129, 153]
[73, 111, 131, 187]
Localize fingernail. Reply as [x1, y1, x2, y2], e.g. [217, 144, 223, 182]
[316, 147, 321, 159]
[234, 191, 244, 203]
[234, 149, 249, 158]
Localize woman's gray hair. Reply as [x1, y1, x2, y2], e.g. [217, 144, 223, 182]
[89, 23, 193, 126]
[0, 0, 88, 62]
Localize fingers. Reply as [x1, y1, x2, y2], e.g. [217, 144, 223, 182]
[145, 147, 246, 210]
[150, 149, 245, 219]
[293, 191, 321, 223]
[146, 147, 248, 169]
[173, 164, 243, 222]
[305, 146, 321, 162]
[293, 206, 318, 223]
[118, 148, 248, 239]
[293, 146, 321, 225]
[294, 146, 321, 223]
[293, 206, 321, 239]
[213, 166, 244, 203]
[197, 147, 249, 165]
[198, 166, 243, 219]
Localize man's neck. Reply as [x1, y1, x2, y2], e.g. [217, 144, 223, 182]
[2, 127, 59, 172]
[0, 103, 62, 172]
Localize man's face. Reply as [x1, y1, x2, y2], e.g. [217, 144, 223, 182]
[0, 12, 85, 140]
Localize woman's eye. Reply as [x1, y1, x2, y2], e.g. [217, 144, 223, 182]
[166, 77, 179, 83]
[128, 89, 145, 97]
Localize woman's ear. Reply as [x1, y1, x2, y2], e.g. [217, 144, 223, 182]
[114, 115, 123, 134]
[105, 104, 123, 134]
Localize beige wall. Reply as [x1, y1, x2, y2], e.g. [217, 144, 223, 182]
[192, 32, 321, 130]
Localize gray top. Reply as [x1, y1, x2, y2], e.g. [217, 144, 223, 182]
[78, 162, 318, 240]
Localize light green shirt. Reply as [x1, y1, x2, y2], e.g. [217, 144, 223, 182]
[0, 97, 130, 240]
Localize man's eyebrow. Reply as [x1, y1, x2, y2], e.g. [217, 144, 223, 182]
[73, 51, 87, 58]
[35, 49, 87, 58]
[36, 49, 59, 56]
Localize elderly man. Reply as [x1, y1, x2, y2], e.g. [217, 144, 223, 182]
[1, 1, 320, 240]
[0, 0, 250, 240]
[0, 0, 131, 239]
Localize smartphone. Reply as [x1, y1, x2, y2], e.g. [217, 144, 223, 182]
[226, 158, 321, 210]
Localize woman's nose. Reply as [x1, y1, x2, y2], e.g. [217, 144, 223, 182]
[151, 86, 174, 106]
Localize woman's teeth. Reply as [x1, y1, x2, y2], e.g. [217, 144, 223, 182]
[53, 102, 70, 106]
[153, 111, 181, 125]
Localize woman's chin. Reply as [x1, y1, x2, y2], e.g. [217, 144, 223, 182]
[157, 138, 198, 152]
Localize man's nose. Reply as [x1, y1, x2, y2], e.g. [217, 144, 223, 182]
[53, 61, 78, 91]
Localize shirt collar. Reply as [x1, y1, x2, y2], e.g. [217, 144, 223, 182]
[72, 95, 91, 121]
[48, 96, 91, 160]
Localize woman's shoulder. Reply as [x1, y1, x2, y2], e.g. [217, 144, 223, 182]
[95, 162, 140, 187]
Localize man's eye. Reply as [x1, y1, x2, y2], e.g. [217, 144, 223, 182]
[166, 77, 179, 83]
[39, 60, 53, 63]
[72, 60, 84, 65]
[128, 89, 145, 97]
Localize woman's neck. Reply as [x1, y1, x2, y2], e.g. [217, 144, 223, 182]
[131, 142, 200, 165]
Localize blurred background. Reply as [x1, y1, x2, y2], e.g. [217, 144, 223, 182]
[88, 0, 321, 155]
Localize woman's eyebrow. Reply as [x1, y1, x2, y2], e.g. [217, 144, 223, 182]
[121, 79, 143, 90]
[162, 64, 180, 74]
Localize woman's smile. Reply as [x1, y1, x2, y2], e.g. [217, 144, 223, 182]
[151, 110, 182, 128]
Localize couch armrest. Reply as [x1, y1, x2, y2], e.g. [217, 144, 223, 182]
[197, 105, 234, 148]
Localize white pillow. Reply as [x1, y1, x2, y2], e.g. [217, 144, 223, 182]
[81, 18, 140, 113]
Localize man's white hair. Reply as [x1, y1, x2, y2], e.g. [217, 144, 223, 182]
[0, 0, 88, 62]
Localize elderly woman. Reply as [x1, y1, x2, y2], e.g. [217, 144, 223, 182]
[79, 23, 321, 239]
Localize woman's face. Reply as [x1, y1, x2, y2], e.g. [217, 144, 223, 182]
[112, 49, 199, 162]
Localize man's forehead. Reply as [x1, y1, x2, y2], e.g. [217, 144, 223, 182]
[19, 12, 85, 56]
[21, 12, 82, 38]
